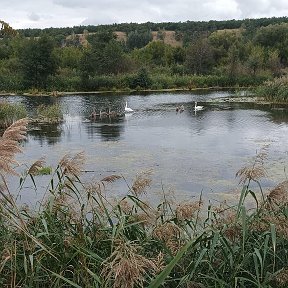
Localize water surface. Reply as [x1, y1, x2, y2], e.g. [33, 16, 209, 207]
[2, 90, 288, 205]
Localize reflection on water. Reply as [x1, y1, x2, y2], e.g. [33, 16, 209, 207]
[1, 90, 288, 205]
[29, 122, 63, 145]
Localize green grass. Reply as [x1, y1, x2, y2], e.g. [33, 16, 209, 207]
[35, 104, 63, 123]
[0, 101, 27, 128]
[255, 76, 288, 103]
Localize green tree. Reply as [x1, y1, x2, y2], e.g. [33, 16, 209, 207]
[130, 67, 152, 89]
[54, 46, 83, 70]
[20, 34, 57, 88]
[126, 30, 152, 50]
[0, 20, 17, 37]
[185, 37, 214, 74]
[266, 49, 281, 77]
[254, 23, 288, 64]
[226, 44, 241, 78]
[246, 45, 265, 75]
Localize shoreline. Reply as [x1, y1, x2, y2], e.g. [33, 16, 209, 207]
[0, 86, 250, 97]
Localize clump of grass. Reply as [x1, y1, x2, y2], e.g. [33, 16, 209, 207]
[0, 101, 27, 128]
[34, 103, 63, 123]
[1, 122, 288, 287]
[255, 76, 288, 102]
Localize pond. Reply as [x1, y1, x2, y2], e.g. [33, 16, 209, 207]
[2, 90, 288, 206]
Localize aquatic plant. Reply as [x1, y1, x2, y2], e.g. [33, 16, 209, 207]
[35, 103, 63, 123]
[256, 76, 288, 102]
[1, 119, 288, 287]
[0, 101, 27, 128]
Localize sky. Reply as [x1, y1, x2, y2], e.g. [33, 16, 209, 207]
[2, 0, 288, 29]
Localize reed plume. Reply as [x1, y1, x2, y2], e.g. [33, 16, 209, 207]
[27, 157, 46, 175]
[131, 170, 152, 197]
[236, 145, 268, 184]
[59, 151, 85, 177]
[0, 118, 28, 175]
[101, 240, 157, 288]
[176, 200, 202, 221]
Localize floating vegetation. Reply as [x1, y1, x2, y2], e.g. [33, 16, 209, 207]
[32, 103, 64, 123]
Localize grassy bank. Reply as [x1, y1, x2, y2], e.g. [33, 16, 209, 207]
[0, 73, 269, 96]
[0, 120, 288, 287]
[255, 76, 288, 103]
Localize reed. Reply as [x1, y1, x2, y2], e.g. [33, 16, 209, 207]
[0, 120, 288, 287]
[35, 103, 63, 123]
[256, 76, 288, 102]
[0, 101, 27, 128]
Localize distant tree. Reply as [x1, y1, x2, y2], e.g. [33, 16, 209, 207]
[266, 49, 281, 77]
[226, 44, 241, 78]
[254, 23, 288, 64]
[126, 30, 152, 50]
[20, 35, 57, 88]
[131, 41, 173, 67]
[54, 46, 83, 70]
[80, 30, 130, 78]
[172, 46, 185, 64]
[185, 37, 214, 74]
[0, 20, 17, 37]
[246, 45, 265, 75]
[209, 29, 244, 64]
[130, 67, 152, 89]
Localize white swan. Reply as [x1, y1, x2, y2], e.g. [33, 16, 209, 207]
[125, 101, 134, 113]
[194, 101, 204, 111]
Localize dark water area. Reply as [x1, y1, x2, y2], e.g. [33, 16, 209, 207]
[2, 90, 288, 206]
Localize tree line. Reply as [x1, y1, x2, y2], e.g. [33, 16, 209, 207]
[1, 17, 288, 92]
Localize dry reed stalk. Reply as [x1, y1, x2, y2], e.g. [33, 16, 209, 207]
[27, 157, 46, 175]
[101, 175, 122, 184]
[0, 118, 29, 175]
[59, 151, 85, 177]
[212, 209, 242, 242]
[131, 170, 152, 197]
[101, 240, 158, 288]
[153, 222, 183, 254]
[176, 200, 203, 221]
[267, 180, 288, 207]
[119, 199, 133, 214]
[236, 145, 269, 184]
[274, 268, 288, 287]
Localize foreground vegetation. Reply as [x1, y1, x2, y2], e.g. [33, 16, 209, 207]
[0, 119, 288, 287]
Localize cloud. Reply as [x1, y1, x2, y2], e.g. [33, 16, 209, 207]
[234, 0, 288, 18]
[28, 12, 40, 22]
[1, 0, 288, 29]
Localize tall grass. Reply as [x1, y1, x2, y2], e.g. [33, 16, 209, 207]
[0, 120, 288, 287]
[255, 76, 288, 102]
[0, 102, 27, 128]
[35, 104, 63, 123]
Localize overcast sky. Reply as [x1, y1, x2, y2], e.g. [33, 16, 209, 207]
[2, 0, 288, 29]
